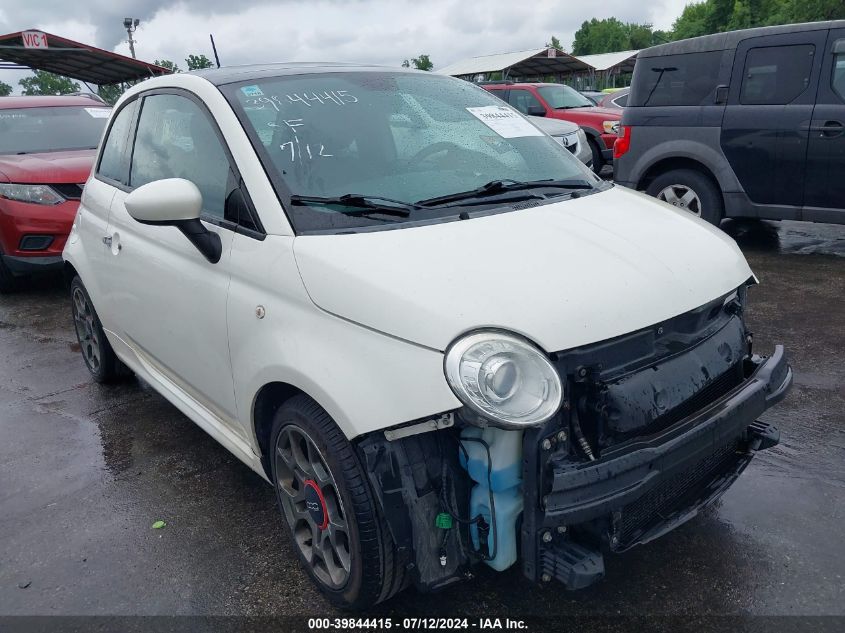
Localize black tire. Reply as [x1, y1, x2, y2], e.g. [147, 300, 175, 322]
[587, 137, 604, 174]
[270, 395, 407, 609]
[70, 276, 126, 383]
[0, 251, 19, 293]
[646, 168, 724, 225]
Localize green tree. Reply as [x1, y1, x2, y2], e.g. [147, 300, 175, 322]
[401, 54, 434, 71]
[627, 22, 656, 49]
[672, 2, 711, 39]
[97, 83, 126, 105]
[670, 0, 845, 41]
[0, 80, 12, 96]
[19, 71, 80, 96]
[185, 54, 214, 70]
[154, 59, 182, 73]
[773, 0, 845, 22]
[546, 35, 563, 50]
[572, 18, 656, 54]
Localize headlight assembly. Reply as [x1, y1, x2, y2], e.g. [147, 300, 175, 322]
[602, 120, 620, 135]
[444, 330, 563, 428]
[0, 183, 65, 205]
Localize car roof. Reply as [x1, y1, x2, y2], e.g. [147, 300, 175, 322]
[0, 95, 110, 109]
[484, 82, 552, 88]
[641, 19, 845, 57]
[190, 62, 419, 86]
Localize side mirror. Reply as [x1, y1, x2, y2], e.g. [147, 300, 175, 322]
[526, 104, 546, 117]
[124, 178, 222, 264]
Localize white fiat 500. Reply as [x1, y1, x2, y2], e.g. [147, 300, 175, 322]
[64, 65, 792, 609]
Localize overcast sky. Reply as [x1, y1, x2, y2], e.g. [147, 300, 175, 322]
[1, 0, 692, 89]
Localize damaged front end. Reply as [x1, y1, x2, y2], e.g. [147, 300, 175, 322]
[355, 283, 792, 593]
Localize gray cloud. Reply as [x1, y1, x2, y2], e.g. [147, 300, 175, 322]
[0, 0, 691, 75]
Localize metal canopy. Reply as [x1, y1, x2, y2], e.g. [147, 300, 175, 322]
[0, 30, 172, 85]
[438, 47, 592, 79]
[574, 50, 639, 73]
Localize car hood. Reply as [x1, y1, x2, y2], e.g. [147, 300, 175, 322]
[0, 149, 96, 184]
[293, 186, 753, 352]
[529, 116, 579, 136]
[565, 106, 620, 119]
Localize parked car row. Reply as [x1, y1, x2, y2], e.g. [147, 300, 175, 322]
[481, 81, 621, 173]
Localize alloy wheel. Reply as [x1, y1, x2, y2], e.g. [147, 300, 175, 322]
[275, 424, 351, 589]
[72, 287, 101, 372]
[657, 184, 702, 216]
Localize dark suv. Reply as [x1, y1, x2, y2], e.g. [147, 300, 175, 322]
[614, 20, 845, 225]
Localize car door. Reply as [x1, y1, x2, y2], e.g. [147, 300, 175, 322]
[78, 98, 140, 310]
[101, 91, 242, 431]
[803, 29, 845, 221]
[721, 30, 826, 212]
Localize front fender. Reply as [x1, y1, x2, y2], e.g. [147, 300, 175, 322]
[227, 234, 461, 446]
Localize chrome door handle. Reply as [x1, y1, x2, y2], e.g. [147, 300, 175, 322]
[102, 236, 112, 246]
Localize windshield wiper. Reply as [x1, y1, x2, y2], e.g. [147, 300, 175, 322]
[289, 193, 418, 217]
[416, 179, 594, 207]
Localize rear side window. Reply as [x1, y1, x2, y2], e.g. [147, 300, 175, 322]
[629, 51, 722, 106]
[740, 45, 814, 105]
[832, 40, 845, 101]
[97, 100, 138, 184]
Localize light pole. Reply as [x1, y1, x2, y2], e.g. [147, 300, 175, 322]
[123, 18, 140, 58]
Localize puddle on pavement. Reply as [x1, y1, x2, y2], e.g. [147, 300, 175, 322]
[724, 219, 845, 257]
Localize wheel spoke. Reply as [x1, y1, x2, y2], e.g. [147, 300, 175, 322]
[680, 189, 697, 206]
[327, 522, 351, 573]
[273, 423, 350, 590]
[661, 187, 681, 205]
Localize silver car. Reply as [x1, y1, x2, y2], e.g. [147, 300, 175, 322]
[529, 116, 592, 168]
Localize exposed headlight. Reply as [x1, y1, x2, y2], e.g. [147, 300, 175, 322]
[602, 120, 620, 135]
[0, 183, 64, 205]
[576, 128, 588, 145]
[444, 331, 563, 428]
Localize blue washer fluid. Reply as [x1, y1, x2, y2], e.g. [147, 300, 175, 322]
[459, 426, 524, 571]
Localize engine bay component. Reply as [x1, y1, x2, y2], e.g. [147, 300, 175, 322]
[460, 426, 524, 571]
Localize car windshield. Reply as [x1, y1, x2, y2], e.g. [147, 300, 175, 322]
[536, 85, 594, 109]
[223, 72, 598, 232]
[0, 106, 110, 155]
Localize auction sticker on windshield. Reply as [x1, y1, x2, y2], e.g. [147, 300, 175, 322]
[466, 105, 544, 139]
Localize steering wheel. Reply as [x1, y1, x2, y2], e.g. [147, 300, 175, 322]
[408, 142, 487, 168]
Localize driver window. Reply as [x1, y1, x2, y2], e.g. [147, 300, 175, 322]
[507, 89, 542, 114]
[130, 94, 230, 218]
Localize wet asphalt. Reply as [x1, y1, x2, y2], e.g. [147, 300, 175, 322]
[1, 218, 844, 626]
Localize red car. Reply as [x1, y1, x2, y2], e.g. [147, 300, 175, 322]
[0, 95, 110, 291]
[482, 82, 621, 173]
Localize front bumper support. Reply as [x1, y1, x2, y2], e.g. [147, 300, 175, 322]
[521, 346, 792, 587]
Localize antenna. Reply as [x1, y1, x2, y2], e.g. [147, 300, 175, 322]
[209, 34, 221, 68]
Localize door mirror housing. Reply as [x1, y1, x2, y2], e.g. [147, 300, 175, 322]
[124, 178, 222, 263]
